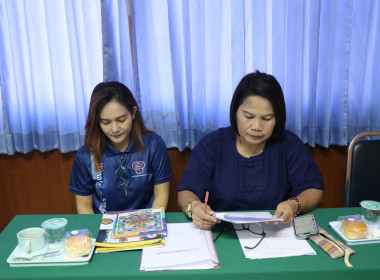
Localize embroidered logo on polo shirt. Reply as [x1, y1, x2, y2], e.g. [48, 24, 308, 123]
[132, 161, 145, 174]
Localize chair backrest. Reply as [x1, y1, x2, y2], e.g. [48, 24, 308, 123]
[344, 131, 380, 207]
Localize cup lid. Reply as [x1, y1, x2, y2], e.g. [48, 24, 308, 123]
[41, 218, 68, 229]
[360, 200, 380, 210]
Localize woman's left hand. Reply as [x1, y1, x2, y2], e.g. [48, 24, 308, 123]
[272, 200, 298, 223]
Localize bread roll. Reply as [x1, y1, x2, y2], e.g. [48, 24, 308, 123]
[65, 234, 92, 258]
[340, 218, 368, 239]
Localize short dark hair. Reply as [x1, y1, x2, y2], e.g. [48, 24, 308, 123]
[229, 70, 286, 138]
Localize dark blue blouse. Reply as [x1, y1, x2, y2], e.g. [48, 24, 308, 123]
[69, 133, 172, 213]
[178, 127, 324, 211]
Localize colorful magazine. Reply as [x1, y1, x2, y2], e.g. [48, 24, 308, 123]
[95, 211, 165, 253]
[113, 208, 168, 239]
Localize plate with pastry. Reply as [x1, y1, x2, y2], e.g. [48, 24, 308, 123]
[329, 216, 380, 245]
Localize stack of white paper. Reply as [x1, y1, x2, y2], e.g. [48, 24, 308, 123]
[214, 211, 283, 223]
[232, 212, 316, 259]
[140, 223, 220, 271]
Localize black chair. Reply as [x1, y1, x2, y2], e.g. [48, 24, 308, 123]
[344, 131, 380, 207]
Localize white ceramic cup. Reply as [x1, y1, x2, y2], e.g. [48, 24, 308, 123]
[17, 227, 47, 253]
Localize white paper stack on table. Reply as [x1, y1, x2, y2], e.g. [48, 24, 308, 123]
[140, 223, 219, 271]
[222, 212, 317, 259]
[214, 211, 283, 223]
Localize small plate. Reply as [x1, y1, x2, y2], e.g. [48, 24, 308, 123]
[329, 221, 380, 245]
[7, 239, 96, 267]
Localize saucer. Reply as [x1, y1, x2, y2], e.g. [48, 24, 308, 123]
[7, 238, 95, 267]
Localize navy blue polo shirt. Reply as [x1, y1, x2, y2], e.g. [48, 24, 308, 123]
[70, 133, 172, 213]
[178, 127, 324, 211]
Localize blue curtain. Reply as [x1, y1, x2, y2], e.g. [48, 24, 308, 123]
[0, 0, 134, 155]
[1, 0, 379, 155]
[132, 0, 380, 150]
[0, 0, 104, 154]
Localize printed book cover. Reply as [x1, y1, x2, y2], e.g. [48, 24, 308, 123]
[113, 208, 168, 239]
[95, 211, 165, 253]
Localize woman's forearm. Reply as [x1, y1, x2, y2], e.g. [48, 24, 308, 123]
[152, 182, 170, 210]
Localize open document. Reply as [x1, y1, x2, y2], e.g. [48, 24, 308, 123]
[140, 223, 220, 271]
[214, 211, 283, 224]
[234, 214, 316, 259]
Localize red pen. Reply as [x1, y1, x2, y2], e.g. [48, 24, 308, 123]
[201, 190, 210, 229]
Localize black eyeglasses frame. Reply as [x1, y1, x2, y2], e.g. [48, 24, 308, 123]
[214, 222, 266, 250]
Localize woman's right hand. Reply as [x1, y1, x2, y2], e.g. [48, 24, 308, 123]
[191, 201, 219, 229]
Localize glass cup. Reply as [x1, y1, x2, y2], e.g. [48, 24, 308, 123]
[41, 218, 67, 250]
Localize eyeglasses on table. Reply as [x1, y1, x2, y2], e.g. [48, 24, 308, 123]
[214, 222, 266, 250]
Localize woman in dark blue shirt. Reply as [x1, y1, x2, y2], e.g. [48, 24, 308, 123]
[70, 82, 172, 214]
[178, 71, 324, 229]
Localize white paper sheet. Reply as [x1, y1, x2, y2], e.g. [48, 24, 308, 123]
[235, 219, 316, 259]
[214, 211, 283, 224]
[140, 223, 219, 271]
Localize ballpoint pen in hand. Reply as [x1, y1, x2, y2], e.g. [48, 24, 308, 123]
[201, 190, 210, 229]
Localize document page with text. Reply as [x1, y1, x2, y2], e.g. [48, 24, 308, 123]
[140, 223, 219, 271]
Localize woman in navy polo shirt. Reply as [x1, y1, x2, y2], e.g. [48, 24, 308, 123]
[70, 82, 172, 214]
[178, 71, 324, 229]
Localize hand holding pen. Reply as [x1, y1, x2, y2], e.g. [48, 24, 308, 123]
[191, 190, 219, 229]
